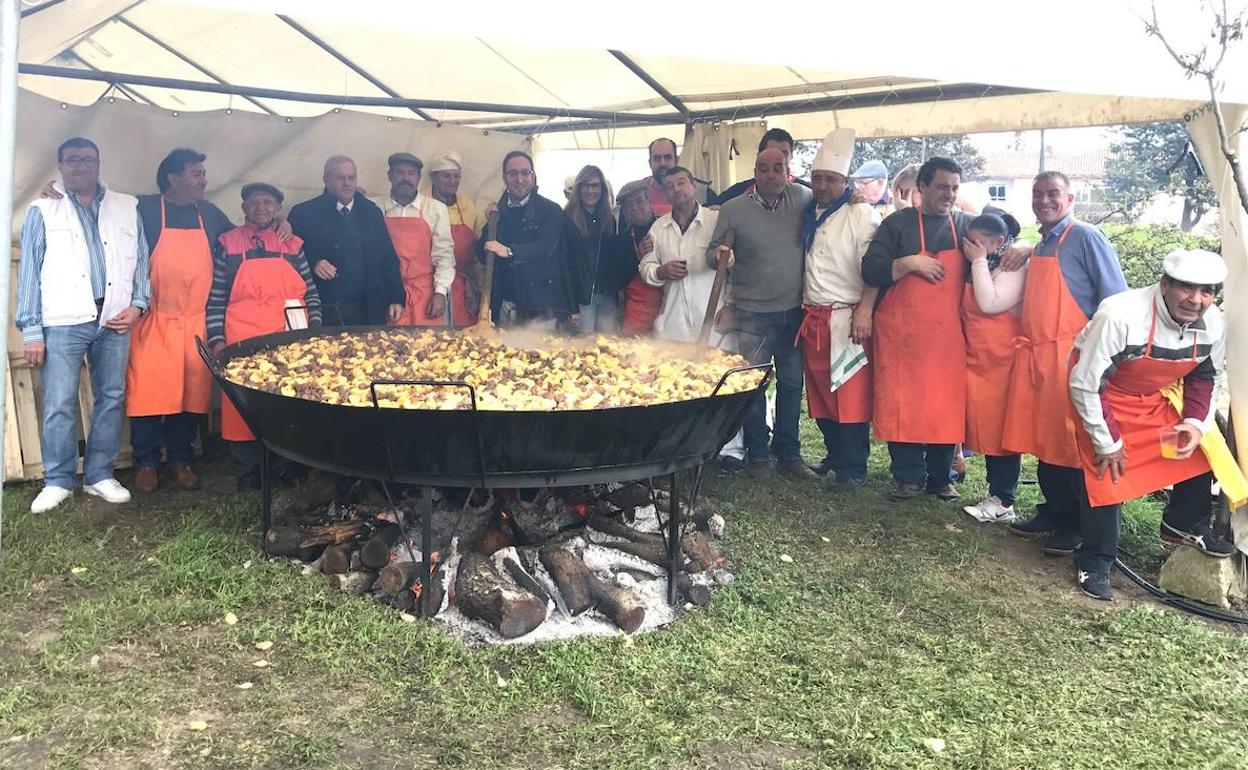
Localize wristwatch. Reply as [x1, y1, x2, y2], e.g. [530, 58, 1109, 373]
[506, 246, 514, 258]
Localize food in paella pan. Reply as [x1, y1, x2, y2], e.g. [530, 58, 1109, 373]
[220, 329, 766, 411]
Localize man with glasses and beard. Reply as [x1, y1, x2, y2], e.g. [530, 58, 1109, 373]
[372, 152, 455, 326]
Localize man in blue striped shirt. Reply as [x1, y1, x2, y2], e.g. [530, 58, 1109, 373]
[16, 137, 151, 514]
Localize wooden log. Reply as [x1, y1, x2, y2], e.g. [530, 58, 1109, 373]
[586, 513, 665, 547]
[263, 526, 326, 561]
[677, 573, 712, 607]
[602, 483, 654, 510]
[378, 562, 419, 595]
[602, 538, 687, 571]
[501, 553, 551, 606]
[681, 531, 721, 572]
[475, 525, 514, 556]
[298, 520, 367, 548]
[327, 571, 377, 596]
[359, 522, 404, 570]
[539, 547, 596, 615]
[455, 552, 546, 639]
[589, 579, 645, 634]
[320, 545, 353, 575]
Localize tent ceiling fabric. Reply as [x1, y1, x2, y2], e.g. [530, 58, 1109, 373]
[13, 0, 1244, 148]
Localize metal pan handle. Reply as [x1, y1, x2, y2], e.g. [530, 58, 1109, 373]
[194, 335, 217, 372]
[283, 303, 310, 331]
[367, 379, 487, 488]
[708, 362, 774, 400]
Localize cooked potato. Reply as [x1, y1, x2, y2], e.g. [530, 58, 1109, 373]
[221, 330, 764, 411]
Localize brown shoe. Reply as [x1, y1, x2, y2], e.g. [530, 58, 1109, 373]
[171, 465, 199, 490]
[134, 466, 158, 493]
[776, 459, 819, 480]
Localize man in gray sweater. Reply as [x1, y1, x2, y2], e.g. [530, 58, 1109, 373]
[708, 149, 818, 480]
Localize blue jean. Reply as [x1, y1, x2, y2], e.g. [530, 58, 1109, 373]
[735, 307, 804, 463]
[41, 322, 130, 489]
[984, 454, 1022, 506]
[816, 419, 870, 480]
[579, 292, 620, 334]
[131, 412, 200, 468]
[888, 442, 956, 490]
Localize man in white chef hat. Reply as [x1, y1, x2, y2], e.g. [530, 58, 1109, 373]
[1067, 248, 1240, 601]
[794, 129, 883, 492]
[427, 150, 485, 324]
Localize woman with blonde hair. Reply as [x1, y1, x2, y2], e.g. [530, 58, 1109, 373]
[565, 165, 622, 333]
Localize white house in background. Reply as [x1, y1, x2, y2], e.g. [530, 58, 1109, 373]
[961, 148, 1111, 225]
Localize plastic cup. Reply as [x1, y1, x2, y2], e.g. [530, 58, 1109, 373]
[1159, 426, 1181, 459]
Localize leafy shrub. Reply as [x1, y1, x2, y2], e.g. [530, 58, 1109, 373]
[1103, 224, 1221, 289]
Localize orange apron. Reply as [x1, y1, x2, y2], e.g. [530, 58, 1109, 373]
[1075, 305, 1211, 506]
[448, 199, 477, 325]
[126, 199, 213, 417]
[221, 251, 309, 441]
[621, 230, 661, 336]
[871, 213, 966, 444]
[797, 303, 872, 423]
[385, 214, 444, 326]
[961, 281, 1022, 455]
[647, 178, 673, 217]
[1001, 222, 1085, 467]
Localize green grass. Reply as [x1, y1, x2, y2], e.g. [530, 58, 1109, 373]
[2, 429, 1247, 770]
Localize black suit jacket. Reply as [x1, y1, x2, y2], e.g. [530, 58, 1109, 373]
[287, 190, 404, 325]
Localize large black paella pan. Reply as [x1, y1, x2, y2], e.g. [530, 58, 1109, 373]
[199, 327, 771, 487]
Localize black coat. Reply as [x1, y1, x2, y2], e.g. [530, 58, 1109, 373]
[287, 190, 404, 325]
[477, 192, 580, 317]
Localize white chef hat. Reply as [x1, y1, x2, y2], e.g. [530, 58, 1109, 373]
[811, 128, 855, 177]
[428, 151, 463, 173]
[1162, 248, 1227, 286]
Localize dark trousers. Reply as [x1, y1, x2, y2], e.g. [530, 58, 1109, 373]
[322, 300, 369, 327]
[736, 307, 804, 463]
[131, 412, 200, 468]
[1076, 472, 1214, 574]
[985, 454, 1022, 506]
[816, 419, 870, 480]
[229, 439, 261, 478]
[888, 442, 956, 490]
[1034, 461, 1087, 534]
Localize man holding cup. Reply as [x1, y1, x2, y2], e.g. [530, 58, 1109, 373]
[1067, 248, 1236, 600]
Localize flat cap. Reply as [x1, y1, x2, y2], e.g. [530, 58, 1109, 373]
[850, 159, 888, 179]
[240, 182, 284, 203]
[387, 152, 423, 170]
[1163, 248, 1227, 286]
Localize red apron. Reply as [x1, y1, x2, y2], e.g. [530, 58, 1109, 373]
[621, 231, 662, 336]
[448, 198, 478, 325]
[126, 199, 213, 417]
[797, 303, 872, 423]
[961, 281, 1022, 455]
[1075, 305, 1211, 506]
[385, 214, 443, 326]
[1001, 222, 1085, 467]
[871, 213, 966, 443]
[221, 251, 309, 441]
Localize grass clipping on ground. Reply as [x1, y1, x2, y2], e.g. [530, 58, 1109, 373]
[2, 438, 1247, 769]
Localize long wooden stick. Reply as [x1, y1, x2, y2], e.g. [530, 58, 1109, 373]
[472, 211, 500, 333]
[696, 227, 733, 352]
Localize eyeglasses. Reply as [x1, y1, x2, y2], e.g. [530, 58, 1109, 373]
[61, 155, 100, 168]
[504, 168, 533, 179]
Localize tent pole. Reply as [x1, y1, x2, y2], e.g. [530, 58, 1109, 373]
[0, 0, 21, 568]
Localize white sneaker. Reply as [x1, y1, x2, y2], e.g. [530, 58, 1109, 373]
[83, 478, 132, 504]
[963, 495, 1016, 523]
[31, 485, 73, 514]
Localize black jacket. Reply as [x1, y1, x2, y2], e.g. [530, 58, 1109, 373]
[287, 190, 404, 325]
[477, 191, 580, 317]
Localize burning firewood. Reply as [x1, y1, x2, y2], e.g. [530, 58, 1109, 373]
[601, 483, 654, 510]
[298, 520, 367, 548]
[262, 526, 326, 561]
[539, 547, 597, 615]
[455, 552, 547, 639]
[500, 550, 552, 606]
[680, 531, 721, 572]
[475, 525, 514, 556]
[598, 538, 688, 571]
[360, 522, 404, 570]
[590, 579, 645, 634]
[378, 562, 419, 595]
[586, 513, 665, 547]
[319, 544, 354, 575]
[327, 571, 377, 596]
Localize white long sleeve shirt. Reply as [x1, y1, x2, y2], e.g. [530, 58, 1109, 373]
[372, 193, 456, 295]
[638, 205, 721, 342]
[803, 202, 879, 306]
[968, 258, 1026, 315]
[1069, 284, 1224, 455]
